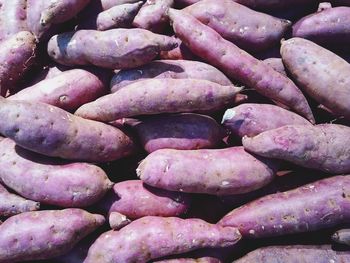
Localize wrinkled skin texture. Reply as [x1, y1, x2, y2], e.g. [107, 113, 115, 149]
[27, 0, 90, 38]
[47, 29, 177, 69]
[75, 79, 241, 121]
[332, 229, 350, 246]
[98, 180, 190, 219]
[133, 0, 174, 33]
[108, 212, 131, 230]
[8, 69, 107, 112]
[0, 183, 39, 217]
[219, 176, 350, 238]
[281, 38, 350, 120]
[97, 2, 142, 30]
[222, 103, 311, 138]
[0, 31, 36, 96]
[263, 58, 287, 76]
[184, 0, 291, 52]
[0, 138, 113, 207]
[0, 209, 105, 263]
[168, 9, 315, 123]
[137, 147, 277, 195]
[293, 7, 350, 45]
[85, 216, 241, 263]
[111, 60, 231, 92]
[243, 124, 350, 173]
[233, 245, 350, 262]
[0, 0, 28, 43]
[101, 0, 144, 10]
[0, 99, 136, 162]
[129, 113, 225, 153]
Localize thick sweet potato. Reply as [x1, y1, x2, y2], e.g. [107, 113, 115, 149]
[184, 0, 291, 52]
[281, 38, 350, 120]
[0, 0, 28, 43]
[219, 175, 350, 238]
[243, 124, 350, 173]
[97, 2, 143, 30]
[110, 60, 231, 92]
[0, 138, 113, 207]
[8, 69, 107, 112]
[75, 79, 241, 121]
[263, 58, 287, 76]
[168, 9, 315, 123]
[133, 0, 173, 33]
[108, 212, 131, 230]
[233, 245, 350, 262]
[0, 183, 39, 217]
[292, 6, 350, 46]
[47, 29, 177, 69]
[137, 147, 277, 195]
[84, 216, 241, 263]
[0, 31, 36, 97]
[0, 99, 136, 162]
[0, 209, 104, 262]
[332, 229, 350, 246]
[98, 180, 190, 219]
[222, 103, 311, 138]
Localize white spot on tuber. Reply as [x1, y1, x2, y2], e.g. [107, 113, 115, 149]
[221, 181, 230, 186]
[249, 229, 255, 235]
[221, 109, 236, 124]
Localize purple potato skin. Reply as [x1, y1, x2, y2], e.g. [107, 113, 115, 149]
[233, 245, 350, 263]
[75, 79, 241, 121]
[219, 175, 350, 238]
[281, 38, 350, 120]
[137, 147, 277, 195]
[159, 37, 197, 60]
[184, 0, 291, 53]
[292, 7, 350, 46]
[222, 103, 311, 138]
[108, 212, 131, 230]
[84, 216, 241, 263]
[0, 31, 36, 97]
[168, 9, 315, 123]
[130, 113, 225, 153]
[0, 99, 136, 162]
[110, 59, 231, 93]
[263, 58, 287, 76]
[0, 0, 28, 43]
[243, 124, 350, 173]
[0, 209, 105, 263]
[98, 180, 190, 219]
[133, 0, 174, 33]
[101, 0, 145, 10]
[96, 2, 143, 31]
[47, 29, 178, 69]
[8, 69, 107, 112]
[0, 183, 39, 217]
[332, 229, 350, 246]
[0, 138, 113, 207]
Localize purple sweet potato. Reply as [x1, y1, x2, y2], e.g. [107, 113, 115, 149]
[0, 99, 136, 162]
[128, 113, 225, 153]
[281, 38, 350, 120]
[263, 58, 287, 76]
[222, 103, 311, 138]
[332, 229, 350, 246]
[98, 180, 190, 219]
[137, 146, 277, 195]
[84, 216, 241, 263]
[97, 2, 143, 30]
[101, 0, 145, 10]
[233, 245, 350, 262]
[8, 69, 106, 112]
[0, 31, 36, 97]
[0, 138, 113, 207]
[75, 79, 241, 122]
[292, 6, 350, 46]
[0, 0, 28, 43]
[159, 37, 197, 60]
[0, 209, 105, 262]
[184, 0, 291, 52]
[133, 0, 174, 33]
[243, 124, 350, 173]
[108, 212, 131, 230]
[168, 9, 315, 123]
[0, 183, 39, 217]
[27, 0, 90, 38]
[47, 29, 177, 69]
[110, 59, 231, 92]
[219, 175, 350, 238]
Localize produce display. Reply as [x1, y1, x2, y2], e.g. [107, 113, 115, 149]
[0, 1, 349, 262]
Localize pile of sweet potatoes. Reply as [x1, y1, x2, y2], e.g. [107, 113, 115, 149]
[0, 0, 349, 262]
